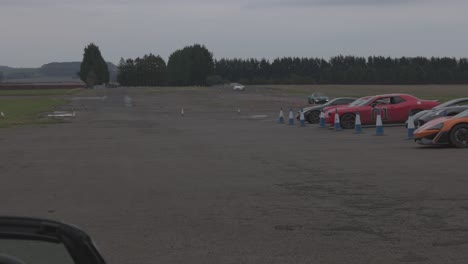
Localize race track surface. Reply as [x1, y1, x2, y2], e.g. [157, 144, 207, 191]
[0, 87, 467, 264]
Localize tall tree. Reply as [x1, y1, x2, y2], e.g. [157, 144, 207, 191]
[79, 43, 109, 87]
[167, 44, 214, 86]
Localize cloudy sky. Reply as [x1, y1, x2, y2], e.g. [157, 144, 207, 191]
[0, 0, 467, 67]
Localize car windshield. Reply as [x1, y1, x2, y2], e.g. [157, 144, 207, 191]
[453, 109, 468, 118]
[0, 239, 74, 264]
[434, 98, 468, 109]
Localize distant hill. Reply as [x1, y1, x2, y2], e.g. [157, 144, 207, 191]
[0, 62, 117, 83]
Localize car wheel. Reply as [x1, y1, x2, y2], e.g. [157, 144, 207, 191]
[307, 111, 320, 123]
[340, 113, 355, 129]
[450, 124, 468, 148]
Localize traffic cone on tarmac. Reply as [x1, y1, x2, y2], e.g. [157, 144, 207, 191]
[288, 109, 294, 125]
[407, 111, 415, 140]
[0, 112, 4, 118]
[181, 108, 185, 116]
[334, 109, 342, 131]
[299, 109, 305, 127]
[319, 110, 326, 128]
[354, 112, 362, 134]
[279, 108, 285, 124]
[375, 109, 384, 136]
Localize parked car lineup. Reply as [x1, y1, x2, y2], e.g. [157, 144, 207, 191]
[298, 93, 468, 148]
[323, 94, 439, 129]
[297, 97, 356, 123]
[414, 109, 468, 148]
[410, 97, 468, 127]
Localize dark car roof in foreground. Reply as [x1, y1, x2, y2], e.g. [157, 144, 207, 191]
[0, 216, 88, 238]
[0, 216, 106, 264]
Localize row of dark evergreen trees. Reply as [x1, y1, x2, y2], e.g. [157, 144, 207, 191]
[215, 56, 468, 85]
[111, 44, 468, 86]
[117, 44, 213, 86]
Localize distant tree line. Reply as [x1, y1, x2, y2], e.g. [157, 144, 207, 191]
[117, 54, 167, 86]
[114, 44, 468, 86]
[117, 44, 214, 86]
[214, 56, 468, 85]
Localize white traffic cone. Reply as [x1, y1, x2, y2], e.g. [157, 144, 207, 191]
[181, 108, 185, 116]
[354, 112, 362, 134]
[279, 108, 285, 124]
[299, 109, 305, 127]
[0, 112, 4, 118]
[407, 112, 415, 139]
[288, 109, 294, 125]
[334, 109, 342, 131]
[319, 111, 326, 128]
[375, 109, 384, 135]
[237, 108, 241, 114]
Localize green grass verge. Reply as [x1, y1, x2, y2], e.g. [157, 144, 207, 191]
[0, 88, 83, 96]
[0, 98, 67, 128]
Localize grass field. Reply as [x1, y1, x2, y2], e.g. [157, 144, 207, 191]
[0, 88, 83, 96]
[0, 98, 66, 128]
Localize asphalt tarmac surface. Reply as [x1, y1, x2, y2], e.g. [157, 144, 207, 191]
[0, 87, 467, 264]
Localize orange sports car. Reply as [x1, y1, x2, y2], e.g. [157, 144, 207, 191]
[414, 109, 468, 148]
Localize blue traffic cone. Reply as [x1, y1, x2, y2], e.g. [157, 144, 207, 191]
[375, 109, 384, 136]
[279, 108, 285, 124]
[353, 112, 362, 134]
[334, 109, 342, 131]
[299, 109, 305, 127]
[407, 111, 415, 139]
[288, 109, 294, 125]
[319, 110, 326, 128]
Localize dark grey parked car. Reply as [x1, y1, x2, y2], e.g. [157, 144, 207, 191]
[308, 93, 330, 104]
[298, 97, 356, 123]
[0, 216, 106, 264]
[410, 97, 468, 127]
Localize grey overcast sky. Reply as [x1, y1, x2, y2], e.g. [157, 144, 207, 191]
[0, 0, 467, 67]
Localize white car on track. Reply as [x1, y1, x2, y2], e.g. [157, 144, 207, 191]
[232, 83, 245, 91]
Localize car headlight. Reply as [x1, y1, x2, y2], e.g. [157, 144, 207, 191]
[428, 123, 444, 130]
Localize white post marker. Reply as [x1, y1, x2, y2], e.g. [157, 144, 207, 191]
[299, 109, 305, 127]
[279, 108, 285, 124]
[319, 111, 326, 128]
[237, 108, 241, 114]
[181, 108, 185, 116]
[288, 109, 294, 125]
[334, 109, 342, 131]
[0, 112, 4, 118]
[375, 109, 384, 135]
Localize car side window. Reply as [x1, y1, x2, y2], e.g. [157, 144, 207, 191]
[332, 100, 344, 105]
[455, 101, 468, 106]
[374, 97, 391, 105]
[392, 96, 406, 104]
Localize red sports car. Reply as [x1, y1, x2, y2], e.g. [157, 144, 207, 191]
[324, 94, 439, 129]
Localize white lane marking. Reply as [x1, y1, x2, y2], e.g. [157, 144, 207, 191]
[71, 96, 107, 100]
